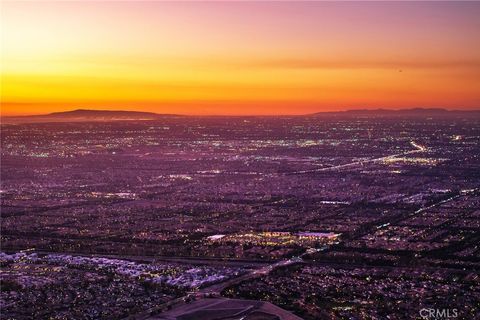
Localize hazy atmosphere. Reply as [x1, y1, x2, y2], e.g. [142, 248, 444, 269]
[2, 1, 479, 115]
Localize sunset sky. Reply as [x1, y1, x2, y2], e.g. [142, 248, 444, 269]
[1, 1, 479, 115]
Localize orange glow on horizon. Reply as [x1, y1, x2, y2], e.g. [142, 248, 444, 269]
[1, 1, 479, 116]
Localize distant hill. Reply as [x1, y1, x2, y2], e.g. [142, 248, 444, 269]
[345, 108, 448, 114]
[46, 109, 162, 118]
[2, 108, 479, 124]
[310, 108, 480, 118]
[1, 109, 183, 124]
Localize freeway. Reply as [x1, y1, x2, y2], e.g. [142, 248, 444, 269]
[199, 256, 303, 295]
[289, 140, 427, 175]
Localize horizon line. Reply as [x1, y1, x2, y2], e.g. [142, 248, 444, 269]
[2, 107, 480, 118]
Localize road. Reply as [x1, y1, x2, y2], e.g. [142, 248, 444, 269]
[289, 140, 427, 175]
[199, 256, 303, 295]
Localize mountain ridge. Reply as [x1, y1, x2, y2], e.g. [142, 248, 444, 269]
[43, 108, 180, 118]
[2, 109, 184, 123]
[312, 107, 479, 115]
[2, 108, 479, 124]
